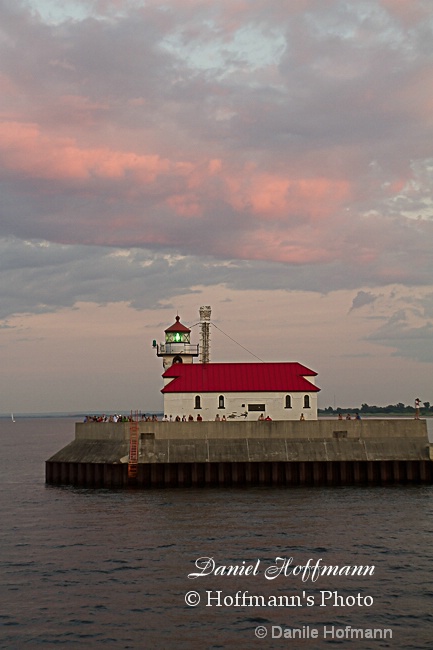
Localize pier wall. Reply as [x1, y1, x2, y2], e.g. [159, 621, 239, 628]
[46, 419, 433, 488]
[45, 459, 433, 488]
[75, 418, 427, 441]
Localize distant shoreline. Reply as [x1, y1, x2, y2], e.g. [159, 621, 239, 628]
[0, 411, 164, 419]
[1, 412, 430, 420]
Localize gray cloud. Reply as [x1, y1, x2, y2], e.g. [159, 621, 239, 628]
[367, 314, 433, 363]
[1, 234, 431, 327]
[349, 291, 379, 312]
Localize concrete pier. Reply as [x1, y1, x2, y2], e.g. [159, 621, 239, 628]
[46, 419, 433, 488]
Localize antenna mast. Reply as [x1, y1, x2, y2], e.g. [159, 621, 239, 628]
[199, 306, 211, 364]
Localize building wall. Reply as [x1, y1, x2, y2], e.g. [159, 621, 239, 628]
[162, 390, 318, 421]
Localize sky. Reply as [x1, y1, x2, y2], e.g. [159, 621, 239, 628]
[1, 0, 433, 414]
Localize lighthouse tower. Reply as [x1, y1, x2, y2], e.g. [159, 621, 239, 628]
[153, 315, 199, 369]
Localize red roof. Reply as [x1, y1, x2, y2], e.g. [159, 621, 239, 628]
[165, 315, 191, 334]
[162, 362, 320, 394]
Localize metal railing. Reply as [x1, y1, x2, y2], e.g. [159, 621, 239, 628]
[157, 343, 199, 355]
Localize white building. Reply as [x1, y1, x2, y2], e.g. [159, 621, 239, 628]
[154, 312, 320, 421]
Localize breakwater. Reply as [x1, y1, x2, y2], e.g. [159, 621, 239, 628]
[45, 419, 433, 488]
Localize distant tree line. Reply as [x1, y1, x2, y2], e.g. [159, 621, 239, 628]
[319, 402, 432, 415]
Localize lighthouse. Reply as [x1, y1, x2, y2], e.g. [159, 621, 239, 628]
[154, 307, 320, 421]
[153, 315, 199, 369]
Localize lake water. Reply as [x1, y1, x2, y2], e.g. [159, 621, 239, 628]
[1, 417, 433, 649]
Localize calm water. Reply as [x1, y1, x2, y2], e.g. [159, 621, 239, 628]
[1, 418, 433, 649]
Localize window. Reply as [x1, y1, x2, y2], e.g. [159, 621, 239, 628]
[218, 395, 225, 409]
[285, 395, 292, 409]
[304, 395, 310, 409]
[248, 404, 266, 412]
[194, 395, 201, 409]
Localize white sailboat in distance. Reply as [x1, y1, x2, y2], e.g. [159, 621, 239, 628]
[11, 413, 15, 422]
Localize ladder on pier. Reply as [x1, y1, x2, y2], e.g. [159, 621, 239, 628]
[128, 413, 139, 480]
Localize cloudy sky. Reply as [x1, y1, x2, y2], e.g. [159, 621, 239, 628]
[1, 0, 433, 414]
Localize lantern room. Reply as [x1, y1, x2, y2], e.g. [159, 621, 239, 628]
[153, 315, 199, 369]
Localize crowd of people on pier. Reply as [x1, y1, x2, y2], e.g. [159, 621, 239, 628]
[162, 414, 202, 421]
[337, 412, 362, 420]
[83, 413, 276, 423]
[83, 413, 159, 423]
[84, 412, 362, 423]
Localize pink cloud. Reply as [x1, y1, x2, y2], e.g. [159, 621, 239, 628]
[0, 118, 392, 270]
[0, 121, 188, 182]
[227, 172, 351, 221]
[233, 227, 335, 264]
[0, 115, 426, 276]
[166, 193, 203, 218]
